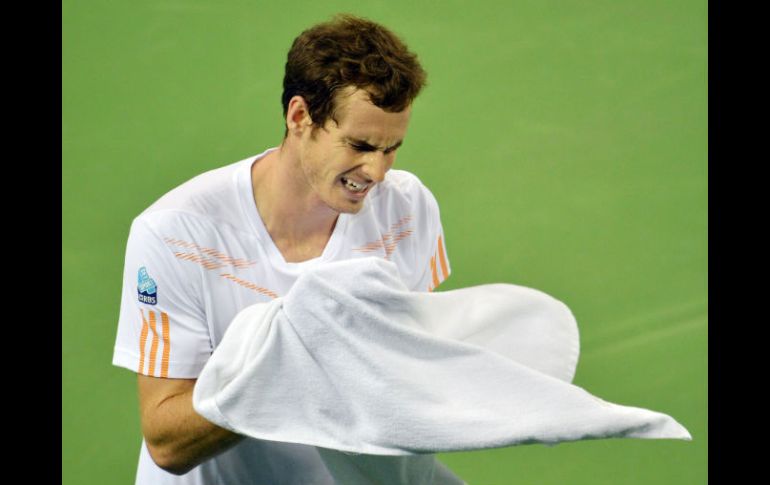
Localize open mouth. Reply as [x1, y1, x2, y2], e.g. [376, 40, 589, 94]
[340, 176, 369, 193]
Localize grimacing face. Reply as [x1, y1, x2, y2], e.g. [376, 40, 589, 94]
[296, 88, 412, 214]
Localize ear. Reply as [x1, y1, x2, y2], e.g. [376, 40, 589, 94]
[286, 95, 314, 135]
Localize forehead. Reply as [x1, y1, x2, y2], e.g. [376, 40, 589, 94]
[331, 87, 411, 140]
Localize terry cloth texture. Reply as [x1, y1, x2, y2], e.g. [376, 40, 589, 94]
[193, 257, 690, 483]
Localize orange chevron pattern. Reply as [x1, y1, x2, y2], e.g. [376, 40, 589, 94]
[353, 215, 414, 259]
[220, 273, 279, 299]
[173, 252, 227, 270]
[165, 238, 278, 297]
[164, 237, 257, 268]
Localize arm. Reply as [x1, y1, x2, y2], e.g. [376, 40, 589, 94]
[114, 218, 245, 474]
[137, 374, 244, 475]
[405, 176, 451, 292]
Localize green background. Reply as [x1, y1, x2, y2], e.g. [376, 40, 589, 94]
[62, 0, 707, 483]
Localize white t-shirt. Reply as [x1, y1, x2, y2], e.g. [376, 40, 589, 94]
[112, 147, 451, 484]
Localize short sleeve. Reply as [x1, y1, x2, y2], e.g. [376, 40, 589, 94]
[112, 216, 213, 378]
[407, 182, 451, 292]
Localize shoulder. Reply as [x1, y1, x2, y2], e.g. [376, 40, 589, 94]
[357, 170, 448, 291]
[140, 159, 244, 219]
[132, 153, 259, 239]
[368, 169, 440, 217]
[376, 169, 431, 197]
[358, 169, 443, 251]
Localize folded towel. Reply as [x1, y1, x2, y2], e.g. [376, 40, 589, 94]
[193, 257, 690, 483]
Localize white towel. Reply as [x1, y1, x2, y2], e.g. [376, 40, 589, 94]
[193, 257, 690, 483]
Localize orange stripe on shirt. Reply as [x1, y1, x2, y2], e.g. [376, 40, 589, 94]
[138, 310, 149, 374]
[219, 273, 279, 299]
[148, 311, 159, 377]
[430, 255, 440, 289]
[437, 235, 449, 280]
[160, 312, 170, 378]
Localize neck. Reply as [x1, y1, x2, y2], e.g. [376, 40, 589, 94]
[251, 143, 339, 261]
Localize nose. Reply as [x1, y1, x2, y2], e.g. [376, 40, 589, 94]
[360, 151, 392, 183]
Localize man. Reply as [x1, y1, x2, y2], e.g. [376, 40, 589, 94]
[113, 14, 451, 484]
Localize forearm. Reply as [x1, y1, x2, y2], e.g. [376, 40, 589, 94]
[139, 377, 244, 475]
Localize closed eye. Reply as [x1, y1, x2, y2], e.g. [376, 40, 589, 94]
[346, 138, 403, 154]
[351, 144, 375, 152]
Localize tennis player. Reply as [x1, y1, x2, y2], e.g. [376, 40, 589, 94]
[113, 14, 455, 484]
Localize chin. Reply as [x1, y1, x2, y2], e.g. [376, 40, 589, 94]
[328, 198, 365, 215]
[339, 202, 365, 215]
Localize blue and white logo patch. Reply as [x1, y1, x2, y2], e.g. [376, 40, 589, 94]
[137, 266, 158, 305]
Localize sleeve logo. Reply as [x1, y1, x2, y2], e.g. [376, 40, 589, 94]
[137, 266, 158, 305]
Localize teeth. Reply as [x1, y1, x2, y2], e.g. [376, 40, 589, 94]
[342, 177, 368, 192]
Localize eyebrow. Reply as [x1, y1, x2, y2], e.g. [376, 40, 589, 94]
[345, 137, 404, 152]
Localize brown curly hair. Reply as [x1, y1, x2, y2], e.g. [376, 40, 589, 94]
[281, 14, 427, 134]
